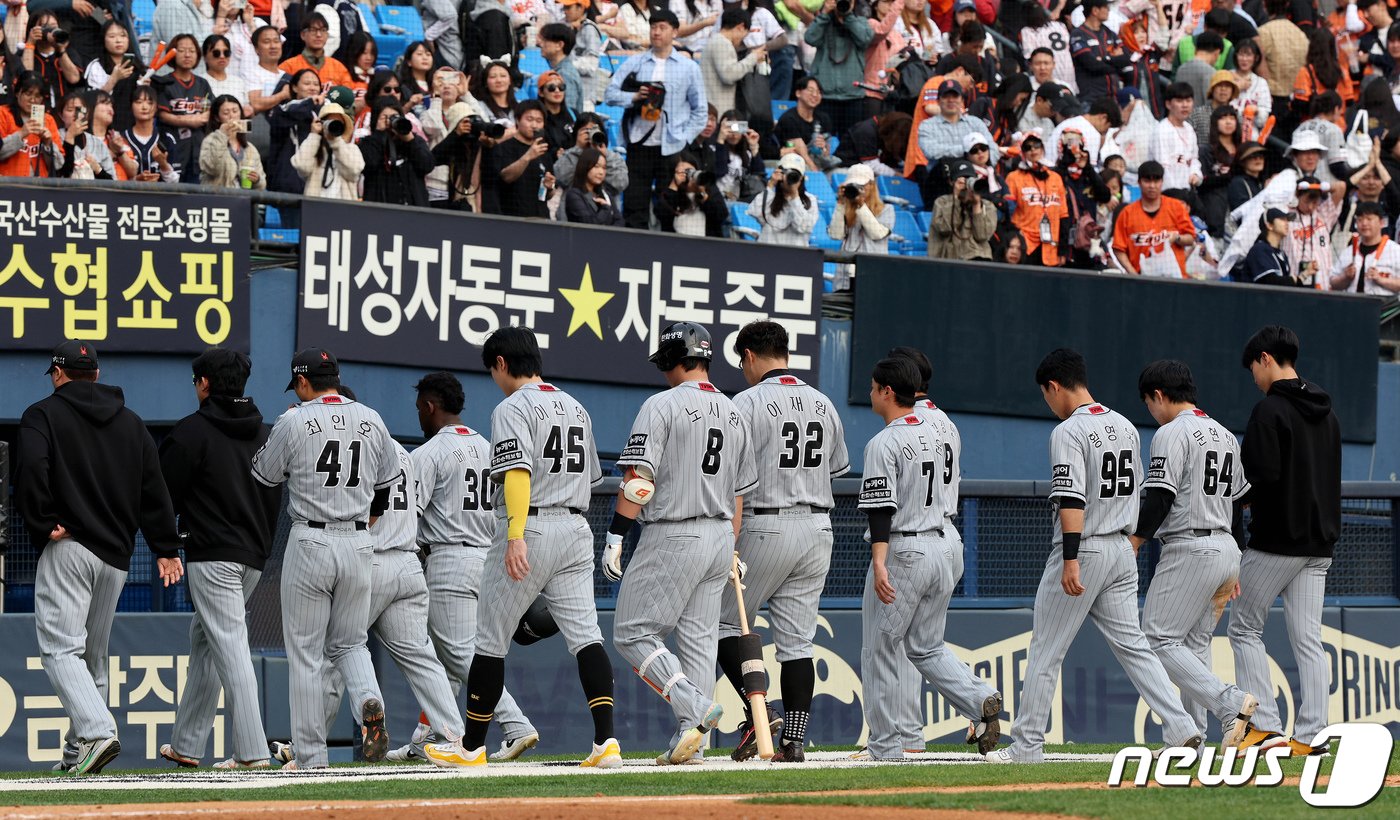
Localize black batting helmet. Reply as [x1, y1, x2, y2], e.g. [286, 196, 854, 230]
[648, 321, 713, 371]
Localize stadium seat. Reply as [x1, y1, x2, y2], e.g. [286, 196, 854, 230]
[263, 207, 283, 229]
[805, 172, 836, 211]
[1122, 183, 1141, 205]
[878, 175, 924, 210]
[730, 203, 761, 240]
[517, 48, 550, 79]
[375, 5, 425, 40]
[890, 210, 927, 255]
[811, 211, 842, 251]
[259, 228, 300, 244]
[132, 0, 157, 29]
[357, 4, 384, 35]
[771, 100, 796, 122]
[594, 103, 625, 123]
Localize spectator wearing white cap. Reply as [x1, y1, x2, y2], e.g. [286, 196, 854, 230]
[829, 163, 894, 253]
[964, 130, 1002, 197]
[748, 152, 820, 246]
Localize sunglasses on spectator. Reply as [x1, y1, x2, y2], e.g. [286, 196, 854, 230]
[542, 83, 565, 92]
[969, 145, 989, 153]
[382, 85, 401, 93]
[208, 49, 230, 57]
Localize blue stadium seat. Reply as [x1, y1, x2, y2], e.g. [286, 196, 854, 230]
[811, 211, 842, 251]
[357, 4, 384, 35]
[263, 206, 283, 229]
[132, 0, 157, 28]
[891, 210, 927, 255]
[730, 203, 761, 240]
[375, 4, 426, 40]
[805, 172, 836, 212]
[878, 175, 924, 210]
[259, 228, 300, 244]
[1122, 183, 1141, 205]
[517, 48, 550, 79]
[594, 103, 625, 123]
[771, 100, 796, 122]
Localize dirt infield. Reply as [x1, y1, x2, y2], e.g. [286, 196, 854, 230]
[0, 794, 1065, 820]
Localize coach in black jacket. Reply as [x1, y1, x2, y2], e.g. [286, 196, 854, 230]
[17, 340, 183, 775]
[157, 348, 280, 769]
[1227, 325, 1341, 757]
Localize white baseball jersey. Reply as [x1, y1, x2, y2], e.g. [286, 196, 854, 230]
[371, 443, 418, 553]
[1048, 403, 1141, 546]
[410, 423, 496, 548]
[1121, 0, 1196, 54]
[857, 412, 948, 533]
[1143, 408, 1252, 542]
[913, 397, 961, 524]
[732, 372, 850, 509]
[1330, 234, 1400, 295]
[617, 379, 758, 523]
[252, 394, 403, 523]
[1020, 22, 1078, 93]
[487, 382, 603, 509]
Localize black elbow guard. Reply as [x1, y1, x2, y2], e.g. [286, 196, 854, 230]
[370, 486, 391, 518]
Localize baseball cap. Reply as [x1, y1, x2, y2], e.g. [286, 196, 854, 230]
[287, 347, 339, 391]
[954, 0, 977, 11]
[325, 85, 356, 111]
[1289, 130, 1325, 154]
[1263, 207, 1291, 224]
[1035, 81, 1064, 101]
[777, 152, 807, 173]
[1137, 160, 1165, 180]
[949, 158, 977, 179]
[1236, 141, 1267, 163]
[1356, 201, 1388, 218]
[649, 8, 680, 27]
[938, 79, 964, 98]
[843, 163, 876, 187]
[46, 340, 98, 375]
[964, 131, 990, 152]
[1116, 86, 1142, 107]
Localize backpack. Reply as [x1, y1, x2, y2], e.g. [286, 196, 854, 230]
[887, 47, 935, 116]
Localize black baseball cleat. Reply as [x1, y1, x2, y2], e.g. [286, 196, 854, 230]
[361, 698, 389, 762]
[730, 707, 783, 762]
[965, 692, 1004, 755]
[771, 740, 805, 763]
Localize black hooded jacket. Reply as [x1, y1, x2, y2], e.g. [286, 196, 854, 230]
[159, 396, 282, 570]
[1240, 378, 1342, 557]
[17, 381, 181, 571]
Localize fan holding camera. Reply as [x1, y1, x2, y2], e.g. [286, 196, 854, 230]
[21, 11, 82, 110]
[746, 153, 820, 245]
[293, 99, 364, 200]
[552, 112, 630, 206]
[655, 152, 728, 236]
[0, 72, 64, 178]
[713, 111, 765, 201]
[481, 99, 557, 218]
[803, 0, 874, 146]
[931, 159, 997, 261]
[200, 94, 266, 189]
[604, 8, 710, 229]
[828, 163, 894, 251]
[359, 96, 435, 207]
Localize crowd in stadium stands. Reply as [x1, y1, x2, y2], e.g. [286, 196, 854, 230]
[3, 0, 1400, 292]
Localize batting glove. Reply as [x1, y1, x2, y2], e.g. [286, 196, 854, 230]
[736, 557, 748, 580]
[602, 533, 624, 581]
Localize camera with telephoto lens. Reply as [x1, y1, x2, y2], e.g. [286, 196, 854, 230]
[389, 114, 413, 137]
[835, 0, 853, 16]
[587, 126, 607, 147]
[783, 168, 803, 186]
[467, 116, 507, 139]
[841, 183, 862, 199]
[685, 168, 716, 188]
[323, 116, 347, 138]
[43, 26, 70, 45]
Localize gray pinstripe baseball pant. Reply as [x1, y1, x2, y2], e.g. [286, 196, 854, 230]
[1010, 538, 1197, 762]
[426, 546, 534, 741]
[281, 523, 383, 768]
[614, 519, 731, 731]
[1227, 550, 1332, 741]
[1142, 536, 1248, 735]
[865, 531, 994, 758]
[35, 539, 127, 763]
[169, 560, 268, 763]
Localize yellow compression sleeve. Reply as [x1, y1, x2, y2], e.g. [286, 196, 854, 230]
[505, 468, 531, 540]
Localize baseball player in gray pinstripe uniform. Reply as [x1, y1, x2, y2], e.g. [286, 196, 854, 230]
[606, 321, 758, 766]
[988, 349, 1199, 763]
[251, 348, 403, 770]
[1131, 360, 1259, 749]
[852, 346, 970, 761]
[158, 349, 280, 771]
[319, 435, 476, 768]
[716, 320, 848, 763]
[857, 357, 1003, 762]
[387, 372, 538, 763]
[16, 341, 184, 775]
[1229, 327, 1341, 757]
[451, 328, 619, 769]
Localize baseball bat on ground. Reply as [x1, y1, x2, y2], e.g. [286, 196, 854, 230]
[731, 551, 774, 760]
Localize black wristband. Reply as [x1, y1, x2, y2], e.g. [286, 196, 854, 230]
[370, 486, 391, 517]
[1062, 532, 1082, 561]
[608, 510, 635, 538]
[866, 508, 893, 543]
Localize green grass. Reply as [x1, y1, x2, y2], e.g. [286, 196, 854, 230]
[1, 743, 1392, 810]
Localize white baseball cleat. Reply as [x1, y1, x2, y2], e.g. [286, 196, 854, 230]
[213, 758, 271, 770]
[984, 749, 1016, 763]
[1221, 693, 1260, 750]
[489, 731, 540, 761]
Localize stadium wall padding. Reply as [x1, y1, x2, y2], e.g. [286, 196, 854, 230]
[849, 256, 1383, 444]
[0, 608, 1395, 769]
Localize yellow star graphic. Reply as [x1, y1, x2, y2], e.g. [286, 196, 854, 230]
[558, 264, 616, 340]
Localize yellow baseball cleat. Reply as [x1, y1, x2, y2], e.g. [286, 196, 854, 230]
[425, 740, 487, 768]
[581, 738, 623, 768]
[1235, 724, 1288, 752]
[1287, 738, 1329, 757]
